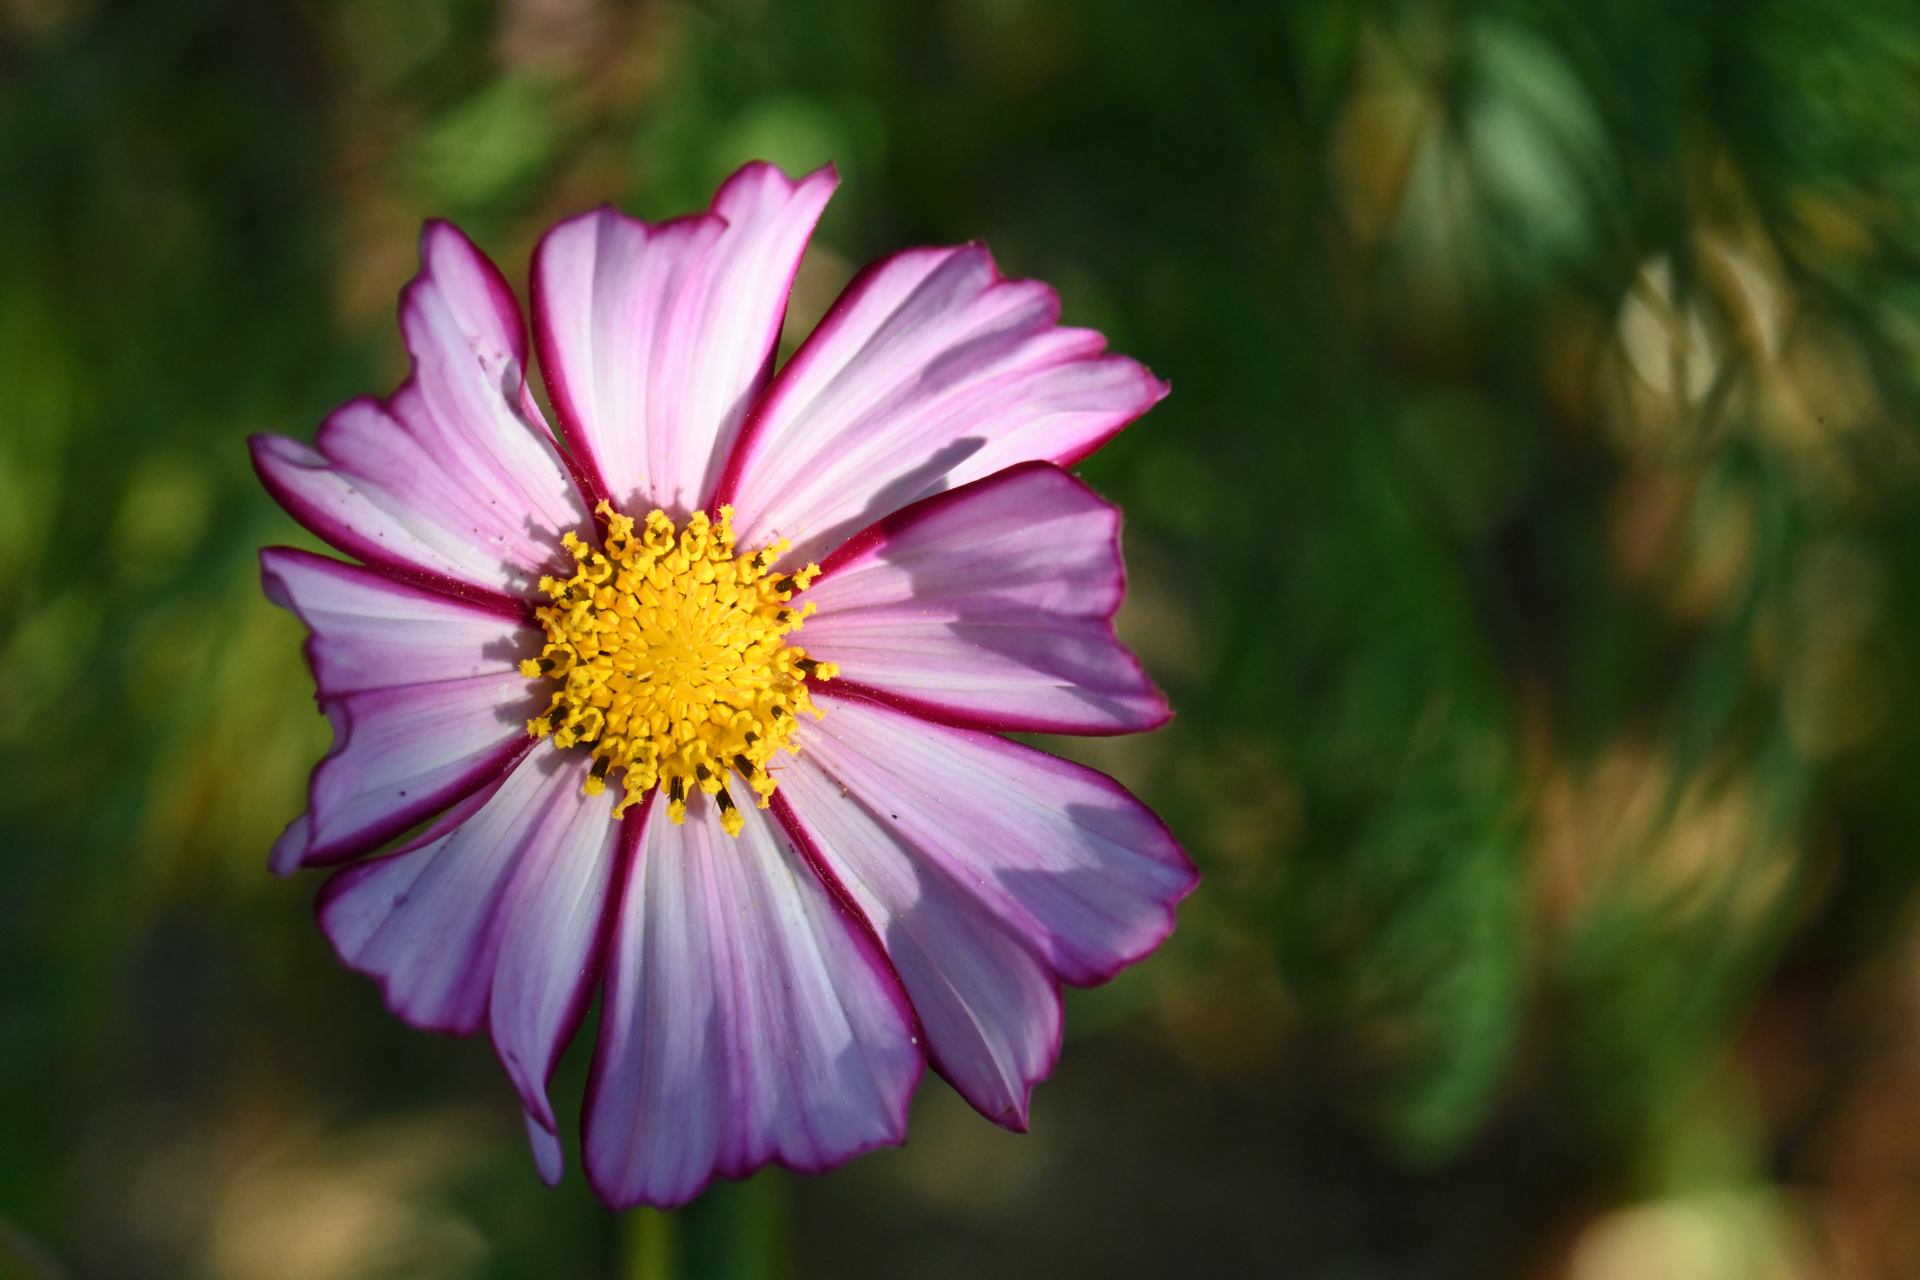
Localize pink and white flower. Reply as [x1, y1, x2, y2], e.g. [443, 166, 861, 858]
[254, 161, 1196, 1209]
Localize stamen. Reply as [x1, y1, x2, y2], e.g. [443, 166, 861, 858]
[522, 502, 835, 835]
[714, 786, 741, 837]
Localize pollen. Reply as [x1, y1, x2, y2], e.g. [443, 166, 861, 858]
[520, 501, 835, 836]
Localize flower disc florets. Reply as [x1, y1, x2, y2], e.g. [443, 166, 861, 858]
[522, 500, 834, 834]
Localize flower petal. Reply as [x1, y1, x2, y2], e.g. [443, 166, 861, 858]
[801, 461, 1169, 735]
[532, 163, 838, 516]
[261, 546, 527, 692]
[526, 1109, 565, 1187]
[583, 793, 922, 1210]
[715, 244, 1168, 565]
[782, 692, 1196, 1122]
[252, 221, 590, 603]
[279, 681, 536, 875]
[770, 780, 1059, 1130]
[318, 750, 622, 1139]
[261, 547, 536, 873]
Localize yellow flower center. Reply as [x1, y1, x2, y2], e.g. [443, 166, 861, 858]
[520, 501, 835, 836]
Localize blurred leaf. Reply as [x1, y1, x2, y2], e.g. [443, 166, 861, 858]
[410, 71, 559, 209]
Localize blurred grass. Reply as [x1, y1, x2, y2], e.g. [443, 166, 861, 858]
[5, 0, 1920, 1276]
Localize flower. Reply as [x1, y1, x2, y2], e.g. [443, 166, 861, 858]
[252, 161, 1197, 1209]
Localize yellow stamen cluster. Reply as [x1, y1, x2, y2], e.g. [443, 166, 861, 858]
[520, 501, 835, 836]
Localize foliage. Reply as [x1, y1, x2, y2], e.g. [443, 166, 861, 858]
[5, 1, 1920, 1275]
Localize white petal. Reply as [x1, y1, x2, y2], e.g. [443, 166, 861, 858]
[583, 793, 921, 1209]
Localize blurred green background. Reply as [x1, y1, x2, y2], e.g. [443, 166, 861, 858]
[7, 0, 1920, 1276]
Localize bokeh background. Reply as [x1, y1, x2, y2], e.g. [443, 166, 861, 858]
[7, 0, 1920, 1276]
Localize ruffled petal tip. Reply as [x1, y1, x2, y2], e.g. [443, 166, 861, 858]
[718, 241, 1169, 566]
[317, 751, 622, 1133]
[803, 461, 1170, 735]
[582, 796, 922, 1210]
[531, 162, 838, 516]
[775, 693, 1195, 1127]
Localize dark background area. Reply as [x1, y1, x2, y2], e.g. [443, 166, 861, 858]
[6, 1, 1920, 1276]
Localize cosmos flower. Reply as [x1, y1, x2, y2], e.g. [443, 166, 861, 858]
[253, 161, 1197, 1209]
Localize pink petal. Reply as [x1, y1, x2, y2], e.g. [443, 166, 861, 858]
[261, 547, 536, 873]
[714, 244, 1168, 565]
[781, 692, 1197, 1122]
[261, 547, 527, 691]
[532, 163, 838, 516]
[771, 781, 1060, 1130]
[318, 750, 623, 1141]
[583, 793, 922, 1210]
[278, 681, 537, 874]
[526, 1109, 565, 1187]
[252, 222, 590, 604]
[801, 461, 1169, 735]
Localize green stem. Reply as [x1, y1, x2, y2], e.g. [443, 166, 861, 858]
[622, 1175, 788, 1280]
[623, 1208, 678, 1280]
